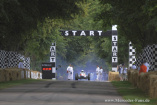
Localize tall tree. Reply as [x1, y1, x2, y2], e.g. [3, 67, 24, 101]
[98, 0, 157, 54]
[0, 0, 85, 51]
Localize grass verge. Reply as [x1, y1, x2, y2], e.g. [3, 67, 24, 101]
[111, 81, 157, 105]
[0, 79, 43, 89]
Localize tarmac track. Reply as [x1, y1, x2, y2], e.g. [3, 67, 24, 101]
[0, 80, 131, 105]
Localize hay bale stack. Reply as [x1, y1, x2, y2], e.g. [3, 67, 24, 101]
[20, 69, 25, 79]
[37, 72, 42, 79]
[27, 70, 31, 78]
[127, 69, 157, 98]
[127, 69, 136, 83]
[127, 70, 132, 82]
[137, 72, 144, 90]
[4, 69, 13, 81]
[151, 80, 157, 98]
[5, 68, 21, 81]
[31, 71, 38, 79]
[24, 69, 29, 79]
[11, 69, 21, 80]
[148, 75, 157, 98]
[141, 73, 150, 92]
[0, 69, 5, 82]
[108, 71, 120, 81]
[138, 73, 149, 92]
[139, 72, 157, 93]
[0, 68, 43, 82]
[36, 71, 42, 79]
[132, 70, 139, 87]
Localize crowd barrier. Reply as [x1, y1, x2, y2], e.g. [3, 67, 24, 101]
[108, 71, 120, 81]
[0, 68, 42, 82]
[128, 69, 157, 98]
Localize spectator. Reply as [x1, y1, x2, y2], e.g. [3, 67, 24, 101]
[122, 67, 128, 81]
[96, 65, 100, 81]
[144, 61, 150, 72]
[18, 59, 24, 69]
[18, 59, 25, 79]
[99, 67, 103, 81]
[131, 62, 137, 70]
[139, 61, 147, 74]
[118, 64, 123, 81]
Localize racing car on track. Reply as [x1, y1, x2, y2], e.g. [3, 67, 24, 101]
[75, 70, 90, 80]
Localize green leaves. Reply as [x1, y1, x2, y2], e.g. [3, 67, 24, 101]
[0, 0, 85, 51]
[99, 0, 157, 52]
[96, 0, 157, 65]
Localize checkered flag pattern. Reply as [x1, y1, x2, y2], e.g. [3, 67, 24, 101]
[129, 42, 136, 69]
[129, 43, 157, 71]
[0, 50, 30, 70]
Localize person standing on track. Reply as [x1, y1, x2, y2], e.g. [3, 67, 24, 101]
[96, 65, 100, 81]
[67, 64, 73, 80]
[99, 67, 103, 81]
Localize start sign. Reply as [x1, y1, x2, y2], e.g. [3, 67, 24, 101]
[60, 25, 118, 72]
[60, 30, 112, 36]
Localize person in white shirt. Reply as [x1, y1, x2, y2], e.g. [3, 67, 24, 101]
[99, 67, 103, 81]
[131, 62, 137, 70]
[122, 67, 128, 81]
[118, 64, 123, 81]
[144, 61, 150, 72]
[18, 59, 25, 79]
[18, 59, 24, 69]
[67, 64, 73, 80]
[96, 65, 100, 81]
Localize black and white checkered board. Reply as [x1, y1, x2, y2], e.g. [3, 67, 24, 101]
[129, 43, 157, 71]
[129, 42, 136, 69]
[0, 50, 30, 70]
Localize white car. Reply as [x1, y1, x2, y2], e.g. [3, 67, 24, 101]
[75, 70, 90, 80]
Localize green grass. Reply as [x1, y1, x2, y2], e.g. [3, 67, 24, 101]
[111, 81, 157, 105]
[0, 79, 43, 89]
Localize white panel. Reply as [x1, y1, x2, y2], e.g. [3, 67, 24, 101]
[112, 67, 117, 72]
[50, 46, 56, 52]
[52, 78, 56, 80]
[112, 57, 118, 62]
[52, 67, 56, 73]
[129, 46, 133, 49]
[50, 57, 55, 62]
[112, 25, 117, 30]
[112, 46, 118, 52]
[112, 35, 118, 41]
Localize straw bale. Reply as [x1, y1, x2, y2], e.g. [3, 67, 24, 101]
[20, 69, 25, 79]
[132, 70, 139, 87]
[27, 70, 31, 78]
[151, 80, 157, 98]
[0, 69, 5, 82]
[138, 72, 151, 92]
[5, 68, 22, 81]
[37, 72, 42, 79]
[11, 69, 19, 80]
[24, 69, 28, 79]
[128, 69, 137, 83]
[127, 69, 157, 98]
[4, 69, 13, 81]
[31, 71, 37, 79]
[108, 71, 120, 81]
[127, 70, 132, 82]
[137, 72, 145, 90]
[148, 75, 157, 98]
